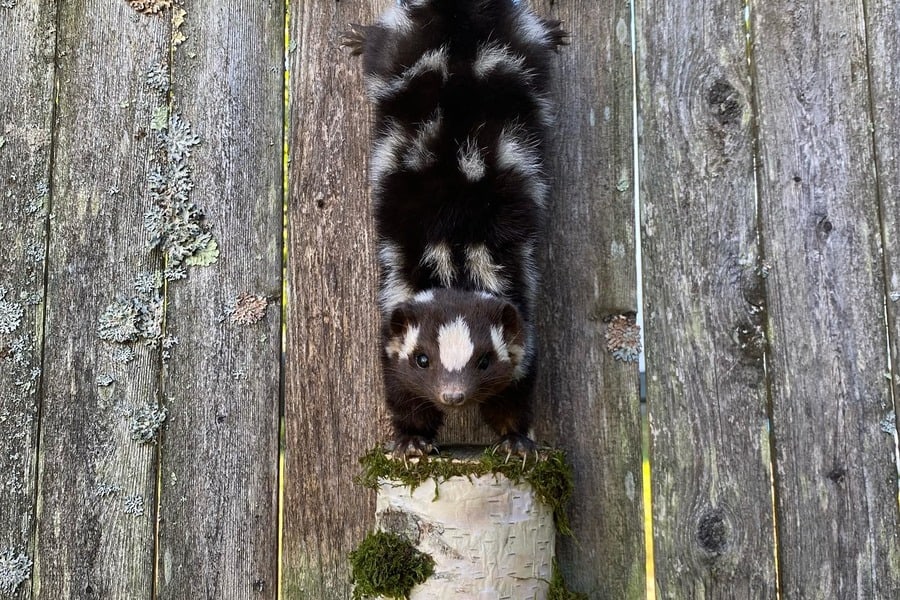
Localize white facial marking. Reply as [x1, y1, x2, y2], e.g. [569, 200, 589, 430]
[413, 289, 435, 303]
[465, 244, 508, 294]
[490, 325, 511, 363]
[421, 242, 456, 287]
[473, 43, 530, 80]
[378, 242, 414, 312]
[438, 317, 474, 372]
[458, 137, 486, 181]
[398, 324, 419, 360]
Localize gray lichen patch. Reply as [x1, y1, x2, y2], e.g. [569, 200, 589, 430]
[0, 297, 24, 335]
[0, 286, 24, 334]
[97, 272, 164, 347]
[98, 298, 141, 343]
[881, 412, 897, 435]
[110, 345, 136, 365]
[94, 482, 122, 499]
[130, 403, 168, 443]
[122, 494, 145, 516]
[0, 548, 32, 594]
[95, 373, 116, 387]
[143, 101, 216, 270]
[145, 63, 169, 94]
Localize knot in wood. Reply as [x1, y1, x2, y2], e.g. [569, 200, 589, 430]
[707, 79, 742, 126]
[696, 509, 729, 556]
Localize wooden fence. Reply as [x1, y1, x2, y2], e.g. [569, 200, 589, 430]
[0, 1, 896, 599]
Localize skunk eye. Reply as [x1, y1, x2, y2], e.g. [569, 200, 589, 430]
[415, 353, 430, 369]
[477, 353, 492, 370]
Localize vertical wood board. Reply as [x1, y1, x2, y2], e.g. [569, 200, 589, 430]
[33, 2, 168, 597]
[282, 1, 389, 598]
[637, 0, 778, 596]
[155, 1, 284, 597]
[751, 0, 900, 595]
[0, 1, 57, 598]
[865, 0, 900, 493]
[533, 0, 645, 597]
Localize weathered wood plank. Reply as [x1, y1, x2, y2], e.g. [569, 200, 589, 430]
[637, 0, 777, 596]
[752, 0, 900, 595]
[282, 1, 389, 597]
[33, 2, 168, 597]
[0, 1, 56, 597]
[531, 1, 645, 597]
[866, 0, 900, 502]
[154, 2, 284, 597]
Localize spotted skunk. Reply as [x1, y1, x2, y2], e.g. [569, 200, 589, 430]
[344, 0, 565, 458]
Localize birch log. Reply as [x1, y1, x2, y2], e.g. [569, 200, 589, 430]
[373, 472, 555, 599]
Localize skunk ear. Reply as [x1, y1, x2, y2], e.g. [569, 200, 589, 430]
[499, 302, 523, 342]
[388, 304, 415, 337]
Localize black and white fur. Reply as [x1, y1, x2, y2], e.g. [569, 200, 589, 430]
[345, 0, 565, 457]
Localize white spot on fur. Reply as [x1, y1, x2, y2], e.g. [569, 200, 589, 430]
[514, 7, 550, 44]
[473, 43, 529, 80]
[413, 290, 435, 303]
[379, 5, 413, 33]
[421, 242, 456, 287]
[371, 46, 450, 102]
[378, 242, 414, 312]
[458, 138, 486, 181]
[403, 111, 442, 171]
[535, 95, 555, 128]
[466, 244, 508, 294]
[520, 243, 539, 310]
[438, 317, 474, 372]
[370, 122, 407, 189]
[497, 128, 541, 177]
[497, 128, 547, 208]
[490, 325, 511, 363]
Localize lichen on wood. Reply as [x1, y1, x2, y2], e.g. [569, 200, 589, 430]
[0, 548, 32, 594]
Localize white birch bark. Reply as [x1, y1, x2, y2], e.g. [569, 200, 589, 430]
[374, 473, 555, 599]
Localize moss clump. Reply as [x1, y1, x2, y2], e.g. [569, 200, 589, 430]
[349, 531, 435, 600]
[356, 445, 575, 535]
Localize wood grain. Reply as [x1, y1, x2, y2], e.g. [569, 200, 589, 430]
[155, 1, 284, 597]
[0, 1, 56, 598]
[752, 0, 900, 595]
[32, 2, 167, 597]
[637, 0, 777, 596]
[533, 1, 645, 597]
[282, 1, 389, 598]
[866, 0, 900, 503]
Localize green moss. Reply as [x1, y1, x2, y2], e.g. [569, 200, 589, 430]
[349, 531, 434, 600]
[356, 445, 575, 536]
[548, 560, 588, 600]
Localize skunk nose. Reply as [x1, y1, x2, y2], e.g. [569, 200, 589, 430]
[440, 391, 465, 406]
